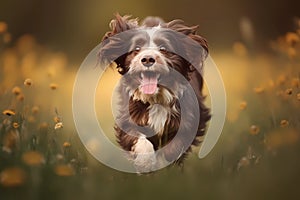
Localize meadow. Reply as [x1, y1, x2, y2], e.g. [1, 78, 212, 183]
[0, 20, 299, 200]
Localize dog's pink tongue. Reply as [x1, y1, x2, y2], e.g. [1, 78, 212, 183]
[141, 76, 157, 94]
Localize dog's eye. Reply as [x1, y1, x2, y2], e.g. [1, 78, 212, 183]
[135, 46, 141, 51]
[159, 46, 167, 52]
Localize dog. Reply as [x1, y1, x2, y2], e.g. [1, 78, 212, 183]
[98, 14, 210, 173]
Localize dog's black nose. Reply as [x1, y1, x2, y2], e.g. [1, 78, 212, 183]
[141, 56, 156, 67]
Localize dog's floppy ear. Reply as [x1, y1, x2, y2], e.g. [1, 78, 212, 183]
[102, 13, 139, 41]
[98, 14, 139, 73]
[165, 20, 208, 66]
[166, 20, 210, 135]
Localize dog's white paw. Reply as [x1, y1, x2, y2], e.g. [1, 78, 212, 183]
[132, 137, 156, 173]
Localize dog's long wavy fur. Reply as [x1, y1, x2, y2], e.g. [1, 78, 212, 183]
[98, 14, 211, 169]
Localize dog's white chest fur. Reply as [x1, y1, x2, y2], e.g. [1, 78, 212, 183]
[148, 104, 169, 135]
[131, 104, 169, 173]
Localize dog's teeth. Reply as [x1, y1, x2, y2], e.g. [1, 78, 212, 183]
[141, 73, 144, 78]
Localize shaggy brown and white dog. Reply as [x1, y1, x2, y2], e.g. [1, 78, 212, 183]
[98, 14, 210, 172]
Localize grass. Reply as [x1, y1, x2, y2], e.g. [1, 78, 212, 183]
[0, 20, 300, 200]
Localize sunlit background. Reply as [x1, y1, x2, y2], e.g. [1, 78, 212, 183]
[0, 0, 300, 199]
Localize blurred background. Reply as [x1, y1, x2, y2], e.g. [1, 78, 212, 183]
[1, 0, 300, 62]
[0, 0, 300, 200]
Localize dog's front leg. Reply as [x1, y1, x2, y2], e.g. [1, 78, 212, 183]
[116, 118, 157, 173]
[131, 135, 156, 173]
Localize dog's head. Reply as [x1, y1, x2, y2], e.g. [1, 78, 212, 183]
[98, 14, 208, 99]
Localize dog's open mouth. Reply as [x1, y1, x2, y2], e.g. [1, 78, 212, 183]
[140, 72, 159, 94]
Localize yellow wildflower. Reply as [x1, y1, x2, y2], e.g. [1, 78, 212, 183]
[0, 167, 26, 187]
[285, 88, 293, 95]
[2, 109, 15, 116]
[280, 120, 289, 127]
[54, 165, 75, 176]
[285, 32, 299, 45]
[2, 130, 19, 153]
[24, 78, 33, 86]
[53, 116, 61, 123]
[54, 122, 63, 130]
[250, 125, 260, 135]
[12, 122, 19, 129]
[22, 151, 45, 166]
[0, 21, 7, 33]
[12, 86, 22, 95]
[237, 157, 250, 170]
[49, 83, 58, 90]
[239, 101, 247, 110]
[31, 106, 40, 114]
[63, 142, 71, 148]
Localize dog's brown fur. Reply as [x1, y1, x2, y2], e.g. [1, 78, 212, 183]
[99, 14, 211, 165]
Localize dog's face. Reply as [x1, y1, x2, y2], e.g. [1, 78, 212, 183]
[98, 14, 208, 100]
[123, 28, 171, 95]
